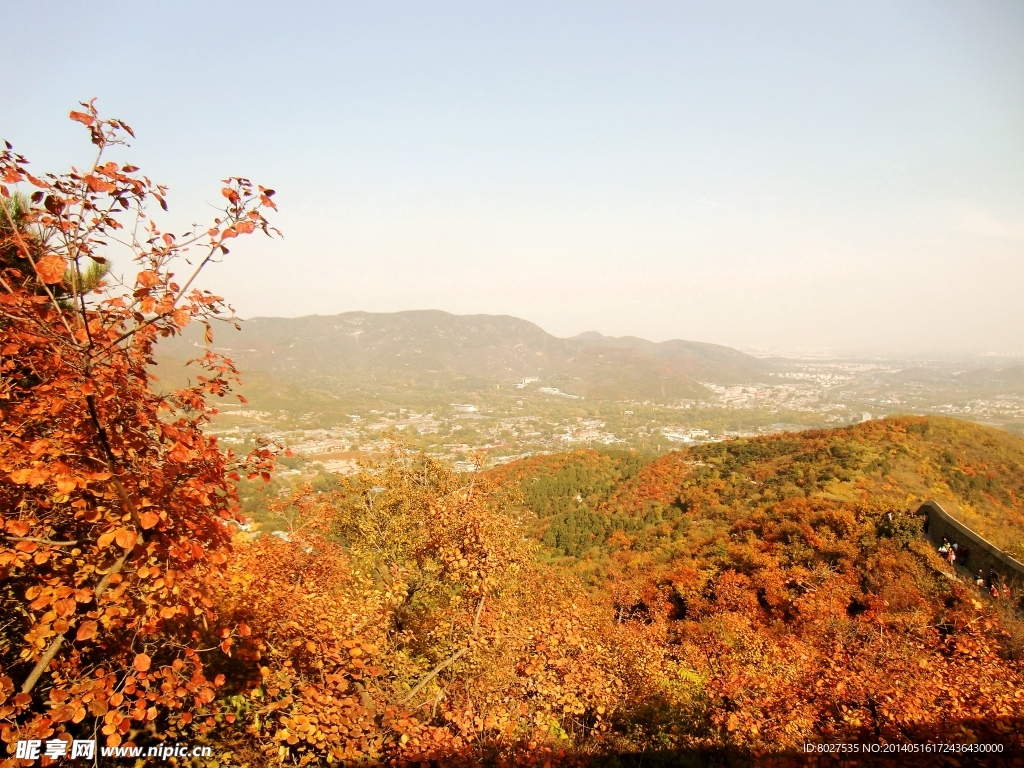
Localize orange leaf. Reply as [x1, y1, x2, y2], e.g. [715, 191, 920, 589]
[27, 467, 50, 486]
[114, 529, 137, 549]
[168, 443, 194, 463]
[35, 255, 67, 284]
[133, 653, 152, 672]
[76, 620, 98, 642]
[172, 309, 191, 328]
[97, 531, 117, 549]
[54, 477, 77, 494]
[136, 271, 161, 289]
[138, 511, 159, 530]
[84, 175, 115, 193]
[69, 110, 95, 126]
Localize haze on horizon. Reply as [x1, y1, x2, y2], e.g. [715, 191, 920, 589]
[3, 1, 1023, 358]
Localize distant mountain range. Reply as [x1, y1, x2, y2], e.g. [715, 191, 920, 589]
[159, 310, 775, 400]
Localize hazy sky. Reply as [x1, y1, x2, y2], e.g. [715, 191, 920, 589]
[4, 1, 1024, 355]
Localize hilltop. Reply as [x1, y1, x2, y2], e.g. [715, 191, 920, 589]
[490, 416, 1024, 561]
[159, 310, 773, 401]
[574, 331, 772, 384]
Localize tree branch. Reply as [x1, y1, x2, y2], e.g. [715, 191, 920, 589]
[399, 646, 469, 707]
[20, 394, 144, 695]
[5, 536, 78, 546]
[21, 545, 132, 694]
[399, 594, 485, 706]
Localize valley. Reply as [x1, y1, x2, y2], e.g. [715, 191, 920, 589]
[155, 311, 1024, 485]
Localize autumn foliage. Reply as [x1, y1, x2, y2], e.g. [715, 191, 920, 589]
[487, 422, 1024, 760]
[0, 103, 278, 760]
[212, 452, 624, 765]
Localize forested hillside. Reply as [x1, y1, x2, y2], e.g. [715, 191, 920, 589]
[479, 417, 1024, 759]
[197, 420, 1024, 765]
[492, 417, 1024, 564]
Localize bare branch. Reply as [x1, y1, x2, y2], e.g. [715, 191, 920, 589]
[5, 536, 79, 546]
[399, 594, 486, 706]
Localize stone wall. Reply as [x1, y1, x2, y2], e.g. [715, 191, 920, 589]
[919, 500, 1024, 588]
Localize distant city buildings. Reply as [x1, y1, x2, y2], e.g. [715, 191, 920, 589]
[204, 356, 1024, 483]
[537, 387, 582, 400]
[559, 419, 622, 445]
[662, 428, 711, 443]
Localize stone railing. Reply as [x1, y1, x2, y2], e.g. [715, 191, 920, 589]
[919, 500, 1024, 588]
